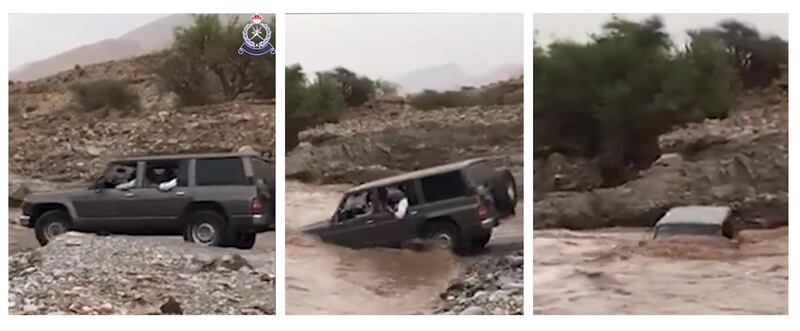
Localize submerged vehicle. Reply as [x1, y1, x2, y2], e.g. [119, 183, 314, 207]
[652, 206, 736, 239]
[302, 158, 518, 254]
[19, 152, 276, 249]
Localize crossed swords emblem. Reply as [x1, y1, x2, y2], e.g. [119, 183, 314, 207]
[249, 25, 265, 41]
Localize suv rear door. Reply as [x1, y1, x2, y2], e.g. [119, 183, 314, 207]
[121, 159, 192, 232]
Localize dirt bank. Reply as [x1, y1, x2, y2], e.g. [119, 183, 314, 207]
[286, 104, 523, 185]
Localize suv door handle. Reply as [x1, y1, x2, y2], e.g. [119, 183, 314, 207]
[124, 192, 135, 198]
[409, 211, 419, 216]
[175, 191, 185, 196]
[366, 219, 375, 224]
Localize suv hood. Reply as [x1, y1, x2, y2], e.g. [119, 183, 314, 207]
[24, 188, 89, 203]
[300, 218, 332, 234]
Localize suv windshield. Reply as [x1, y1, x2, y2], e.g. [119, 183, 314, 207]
[654, 224, 723, 239]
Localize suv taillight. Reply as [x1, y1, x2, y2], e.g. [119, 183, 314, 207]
[477, 201, 489, 219]
[251, 197, 263, 215]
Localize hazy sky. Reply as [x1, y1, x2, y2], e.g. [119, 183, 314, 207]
[534, 13, 788, 46]
[286, 13, 523, 79]
[9, 14, 169, 69]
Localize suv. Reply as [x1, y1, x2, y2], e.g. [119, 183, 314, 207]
[302, 158, 517, 254]
[19, 152, 276, 249]
[652, 205, 736, 239]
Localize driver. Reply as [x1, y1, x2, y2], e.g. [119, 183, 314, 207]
[114, 167, 136, 190]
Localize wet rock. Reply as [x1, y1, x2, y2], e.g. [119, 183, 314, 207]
[23, 304, 39, 314]
[436, 251, 523, 315]
[459, 306, 487, 315]
[159, 297, 183, 315]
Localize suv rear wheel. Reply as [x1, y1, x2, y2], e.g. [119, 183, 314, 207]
[232, 232, 256, 249]
[186, 210, 227, 247]
[425, 221, 467, 254]
[471, 232, 492, 251]
[34, 209, 71, 246]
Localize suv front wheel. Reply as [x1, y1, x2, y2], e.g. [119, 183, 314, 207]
[186, 210, 227, 247]
[34, 209, 72, 246]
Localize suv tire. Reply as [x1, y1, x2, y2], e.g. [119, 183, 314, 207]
[186, 210, 227, 247]
[426, 221, 467, 254]
[233, 232, 256, 249]
[471, 232, 492, 251]
[34, 209, 71, 246]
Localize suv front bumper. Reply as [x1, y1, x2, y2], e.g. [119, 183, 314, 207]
[18, 215, 32, 227]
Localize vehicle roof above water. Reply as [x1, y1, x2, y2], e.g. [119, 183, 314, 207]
[347, 158, 489, 193]
[655, 206, 731, 227]
[110, 152, 262, 163]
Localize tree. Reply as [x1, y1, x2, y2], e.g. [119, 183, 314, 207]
[693, 19, 788, 89]
[533, 15, 740, 185]
[158, 14, 276, 105]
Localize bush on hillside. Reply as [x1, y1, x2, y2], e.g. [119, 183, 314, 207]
[70, 79, 140, 112]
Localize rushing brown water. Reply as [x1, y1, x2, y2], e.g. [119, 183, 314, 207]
[533, 227, 788, 314]
[285, 181, 462, 314]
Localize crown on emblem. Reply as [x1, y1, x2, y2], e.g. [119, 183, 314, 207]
[251, 14, 263, 24]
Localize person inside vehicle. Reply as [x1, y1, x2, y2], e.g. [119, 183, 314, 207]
[339, 191, 373, 221]
[113, 166, 137, 190]
[157, 167, 178, 191]
[385, 187, 408, 219]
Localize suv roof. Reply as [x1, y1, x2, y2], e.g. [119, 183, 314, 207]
[347, 158, 488, 193]
[110, 152, 261, 163]
[655, 206, 731, 227]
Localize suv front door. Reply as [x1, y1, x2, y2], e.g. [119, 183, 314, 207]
[321, 187, 421, 248]
[72, 162, 139, 231]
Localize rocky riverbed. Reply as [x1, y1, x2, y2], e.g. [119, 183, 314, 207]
[435, 251, 524, 315]
[9, 232, 275, 315]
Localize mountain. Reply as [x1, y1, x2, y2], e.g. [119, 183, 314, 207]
[10, 14, 265, 81]
[393, 63, 523, 93]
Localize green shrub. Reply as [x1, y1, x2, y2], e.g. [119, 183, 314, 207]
[70, 79, 140, 111]
[285, 64, 347, 150]
[533, 15, 741, 185]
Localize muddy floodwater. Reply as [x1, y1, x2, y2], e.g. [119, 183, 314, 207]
[285, 181, 464, 314]
[533, 227, 788, 314]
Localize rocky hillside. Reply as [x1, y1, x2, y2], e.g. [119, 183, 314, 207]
[9, 52, 275, 190]
[534, 82, 788, 230]
[286, 104, 523, 185]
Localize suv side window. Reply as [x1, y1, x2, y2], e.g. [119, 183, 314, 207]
[196, 157, 248, 186]
[338, 191, 374, 222]
[142, 160, 188, 187]
[420, 171, 469, 203]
